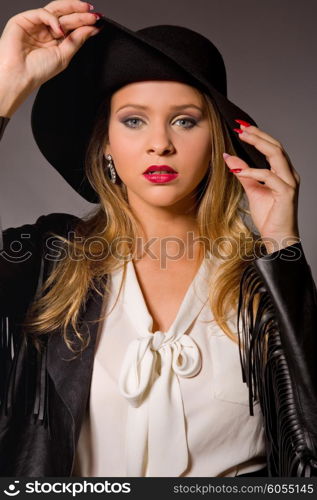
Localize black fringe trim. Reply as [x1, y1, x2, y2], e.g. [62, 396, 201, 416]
[237, 263, 317, 477]
[0, 254, 50, 432]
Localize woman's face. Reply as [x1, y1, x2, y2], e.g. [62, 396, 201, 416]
[104, 81, 212, 211]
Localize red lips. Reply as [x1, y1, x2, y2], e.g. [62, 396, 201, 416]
[143, 165, 177, 174]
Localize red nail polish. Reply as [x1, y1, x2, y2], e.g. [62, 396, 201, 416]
[233, 128, 243, 134]
[235, 119, 251, 127]
[59, 24, 66, 37]
[88, 3, 95, 10]
[229, 169, 242, 173]
[94, 12, 103, 19]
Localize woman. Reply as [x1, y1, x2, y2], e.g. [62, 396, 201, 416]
[0, 0, 316, 477]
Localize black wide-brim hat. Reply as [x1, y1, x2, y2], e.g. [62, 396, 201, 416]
[31, 15, 270, 204]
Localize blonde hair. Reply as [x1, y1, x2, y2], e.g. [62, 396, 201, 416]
[22, 89, 264, 356]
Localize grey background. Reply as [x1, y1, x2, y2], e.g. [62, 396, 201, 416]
[1, 0, 316, 278]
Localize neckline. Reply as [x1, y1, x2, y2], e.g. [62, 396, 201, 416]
[121, 252, 212, 335]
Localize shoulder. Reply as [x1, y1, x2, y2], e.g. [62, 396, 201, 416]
[0, 212, 82, 314]
[31, 212, 82, 241]
[21, 211, 81, 234]
[1, 212, 81, 249]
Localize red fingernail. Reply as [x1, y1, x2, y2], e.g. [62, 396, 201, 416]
[59, 24, 66, 36]
[88, 3, 95, 10]
[94, 12, 103, 19]
[229, 169, 242, 173]
[233, 128, 243, 134]
[235, 119, 251, 127]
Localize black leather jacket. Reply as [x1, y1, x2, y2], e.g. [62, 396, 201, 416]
[1, 119, 317, 477]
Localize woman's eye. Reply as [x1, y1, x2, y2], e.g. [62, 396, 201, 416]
[174, 118, 197, 129]
[122, 118, 144, 128]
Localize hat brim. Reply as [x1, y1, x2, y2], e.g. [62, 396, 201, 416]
[31, 16, 270, 204]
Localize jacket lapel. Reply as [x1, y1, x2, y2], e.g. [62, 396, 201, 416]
[46, 278, 107, 443]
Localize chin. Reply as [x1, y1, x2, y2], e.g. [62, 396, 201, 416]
[126, 184, 194, 208]
[143, 192, 192, 208]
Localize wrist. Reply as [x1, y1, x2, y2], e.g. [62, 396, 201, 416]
[262, 235, 301, 255]
[0, 70, 33, 117]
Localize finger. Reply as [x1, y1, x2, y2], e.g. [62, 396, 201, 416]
[236, 129, 297, 186]
[18, 8, 65, 39]
[58, 11, 100, 32]
[237, 125, 301, 183]
[234, 166, 296, 197]
[223, 152, 266, 186]
[58, 24, 101, 63]
[44, 0, 93, 17]
[280, 149, 301, 183]
[235, 123, 282, 148]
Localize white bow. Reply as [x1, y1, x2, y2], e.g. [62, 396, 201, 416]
[118, 330, 202, 476]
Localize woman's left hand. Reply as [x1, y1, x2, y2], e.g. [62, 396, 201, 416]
[223, 122, 301, 254]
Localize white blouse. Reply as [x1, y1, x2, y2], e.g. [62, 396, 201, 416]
[73, 253, 267, 477]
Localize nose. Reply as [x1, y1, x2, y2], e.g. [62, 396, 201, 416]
[146, 125, 175, 156]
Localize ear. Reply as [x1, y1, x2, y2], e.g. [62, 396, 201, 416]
[103, 138, 111, 153]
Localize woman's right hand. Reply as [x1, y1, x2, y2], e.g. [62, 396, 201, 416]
[0, 0, 102, 113]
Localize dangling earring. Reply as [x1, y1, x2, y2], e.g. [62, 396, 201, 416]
[105, 154, 117, 184]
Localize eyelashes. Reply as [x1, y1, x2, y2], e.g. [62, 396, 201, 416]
[174, 118, 198, 129]
[121, 117, 198, 130]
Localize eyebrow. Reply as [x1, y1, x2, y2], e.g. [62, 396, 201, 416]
[115, 104, 204, 113]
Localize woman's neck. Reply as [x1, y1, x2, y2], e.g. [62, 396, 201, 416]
[128, 196, 202, 264]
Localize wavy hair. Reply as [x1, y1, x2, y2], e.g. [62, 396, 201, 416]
[22, 89, 265, 356]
